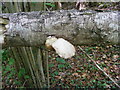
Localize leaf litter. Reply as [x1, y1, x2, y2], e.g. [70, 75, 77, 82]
[48, 45, 120, 88]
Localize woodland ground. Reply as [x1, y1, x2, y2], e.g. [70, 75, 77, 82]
[2, 45, 119, 88]
[48, 45, 120, 88]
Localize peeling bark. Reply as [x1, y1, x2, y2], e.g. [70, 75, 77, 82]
[0, 10, 119, 47]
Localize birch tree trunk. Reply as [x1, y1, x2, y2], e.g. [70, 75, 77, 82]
[0, 10, 119, 47]
[1, 10, 119, 88]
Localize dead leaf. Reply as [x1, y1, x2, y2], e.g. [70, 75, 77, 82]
[113, 55, 119, 61]
[55, 76, 61, 79]
[96, 61, 100, 64]
[72, 58, 78, 62]
[72, 73, 79, 76]
[96, 46, 99, 49]
[102, 54, 107, 59]
[105, 60, 108, 63]
[59, 72, 66, 76]
[104, 68, 108, 72]
[82, 73, 87, 77]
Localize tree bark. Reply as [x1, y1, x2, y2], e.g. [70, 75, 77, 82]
[0, 10, 119, 47]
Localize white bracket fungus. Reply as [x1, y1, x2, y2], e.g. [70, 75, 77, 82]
[45, 36, 76, 59]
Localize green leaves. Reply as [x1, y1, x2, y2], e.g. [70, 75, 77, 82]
[0, 50, 4, 55]
[31, 2, 37, 4]
[8, 58, 15, 65]
[24, 75, 30, 79]
[56, 58, 66, 68]
[18, 68, 26, 78]
[48, 63, 54, 67]
[45, 3, 55, 7]
[58, 64, 65, 68]
[18, 68, 30, 79]
[2, 49, 9, 61]
[5, 65, 11, 71]
[14, 81, 22, 85]
[54, 71, 59, 75]
[56, 58, 66, 63]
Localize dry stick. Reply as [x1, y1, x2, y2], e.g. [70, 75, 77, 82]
[20, 47, 34, 86]
[45, 51, 50, 87]
[18, 47, 30, 74]
[37, 49, 46, 87]
[41, 50, 50, 87]
[22, 80, 28, 87]
[27, 47, 41, 88]
[22, 47, 37, 88]
[10, 47, 21, 71]
[78, 46, 120, 88]
[29, 47, 42, 88]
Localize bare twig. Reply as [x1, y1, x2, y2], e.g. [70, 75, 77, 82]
[37, 49, 46, 87]
[23, 47, 37, 88]
[22, 80, 28, 87]
[78, 46, 120, 88]
[46, 51, 50, 87]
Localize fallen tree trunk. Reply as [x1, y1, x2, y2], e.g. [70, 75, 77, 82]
[0, 10, 119, 47]
[1, 10, 119, 88]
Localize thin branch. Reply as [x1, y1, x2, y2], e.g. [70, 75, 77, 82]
[22, 47, 37, 88]
[29, 47, 42, 88]
[45, 51, 50, 87]
[22, 80, 28, 87]
[78, 46, 120, 88]
[37, 49, 46, 87]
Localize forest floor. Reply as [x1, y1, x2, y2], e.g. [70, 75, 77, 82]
[48, 45, 120, 88]
[2, 45, 120, 88]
